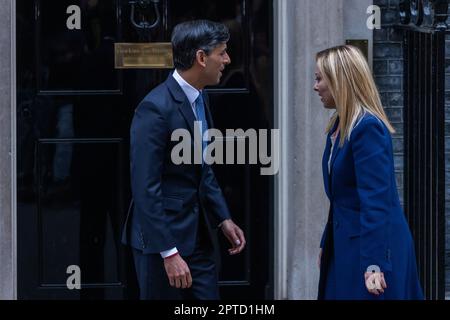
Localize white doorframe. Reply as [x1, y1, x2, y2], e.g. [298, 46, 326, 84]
[0, 0, 17, 300]
[11, 0, 18, 300]
[273, 0, 289, 300]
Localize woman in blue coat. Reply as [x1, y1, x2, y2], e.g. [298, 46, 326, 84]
[314, 45, 423, 300]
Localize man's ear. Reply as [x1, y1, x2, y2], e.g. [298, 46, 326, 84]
[195, 49, 207, 67]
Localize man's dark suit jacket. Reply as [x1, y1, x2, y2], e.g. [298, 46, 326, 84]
[122, 73, 231, 257]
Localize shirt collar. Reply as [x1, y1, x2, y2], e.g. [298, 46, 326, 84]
[172, 69, 200, 105]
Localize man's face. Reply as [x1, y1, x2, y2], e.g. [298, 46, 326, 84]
[203, 43, 231, 86]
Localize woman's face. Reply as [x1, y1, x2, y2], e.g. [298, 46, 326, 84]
[314, 65, 336, 109]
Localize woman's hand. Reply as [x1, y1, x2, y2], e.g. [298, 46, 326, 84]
[364, 271, 387, 295]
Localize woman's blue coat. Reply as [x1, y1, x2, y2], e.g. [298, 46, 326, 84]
[318, 113, 423, 300]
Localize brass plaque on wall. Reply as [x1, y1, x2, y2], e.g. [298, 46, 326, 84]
[345, 39, 369, 61]
[115, 43, 174, 69]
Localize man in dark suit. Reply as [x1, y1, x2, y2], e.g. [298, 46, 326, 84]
[122, 20, 246, 300]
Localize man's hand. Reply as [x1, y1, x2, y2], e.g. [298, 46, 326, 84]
[163, 254, 192, 289]
[220, 219, 246, 255]
[364, 271, 387, 295]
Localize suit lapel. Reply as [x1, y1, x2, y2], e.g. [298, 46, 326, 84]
[165, 73, 204, 173]
[165, 74, 196, 136]
[178, 100, 197, 136]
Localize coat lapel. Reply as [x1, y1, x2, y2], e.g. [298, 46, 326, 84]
[329, 118, 341, 173]
[329, 131, 341, 172]
[324, 117, 340, 198]
[322, 132, 332, 199]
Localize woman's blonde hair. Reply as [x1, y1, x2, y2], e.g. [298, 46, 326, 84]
[316, 45, 395, 146]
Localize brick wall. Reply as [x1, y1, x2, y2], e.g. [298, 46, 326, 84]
[373, 0, 404, 205]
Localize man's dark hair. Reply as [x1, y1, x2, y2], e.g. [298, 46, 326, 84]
[171, 20, 230, 71]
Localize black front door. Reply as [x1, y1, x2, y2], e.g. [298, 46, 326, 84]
[17, 0, 273, 299]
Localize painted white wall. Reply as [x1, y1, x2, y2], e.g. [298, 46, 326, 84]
[344, 0, 374, 65]
[0, 0, 16, 300]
